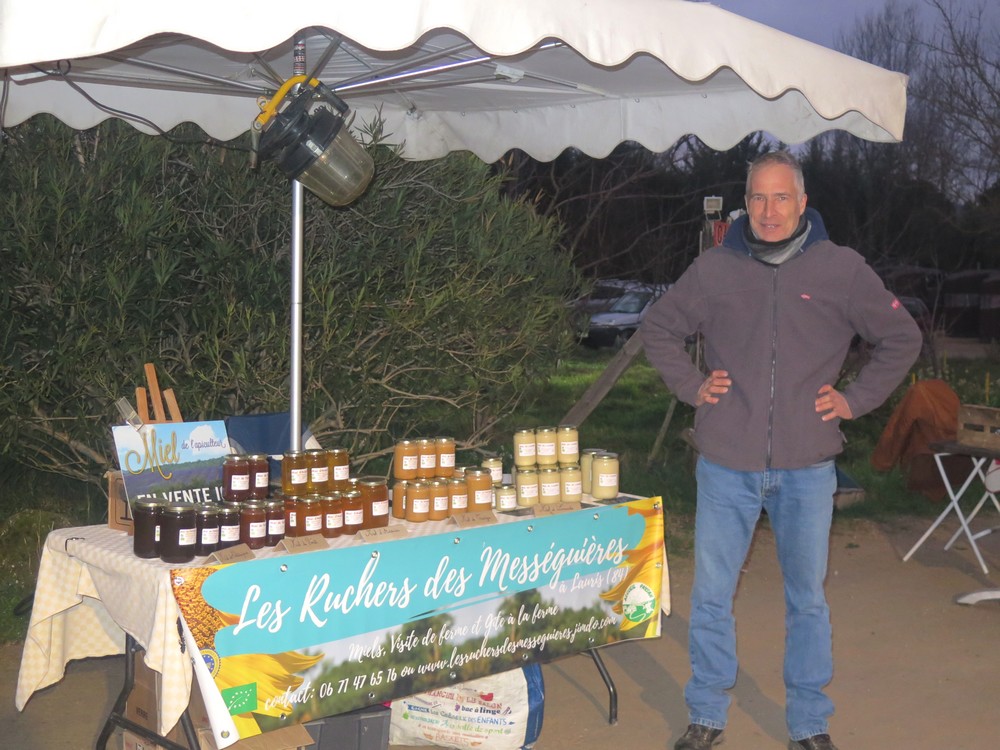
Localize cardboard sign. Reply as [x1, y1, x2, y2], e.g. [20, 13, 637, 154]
[451, 510, 497, 528]
[357, 525, 409, 543]
[208, 544, 256, 564]
[534, 502, 582, 516]
[276, 535, 328, 554]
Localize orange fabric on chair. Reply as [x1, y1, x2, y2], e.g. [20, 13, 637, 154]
[871, 379, 964, 501]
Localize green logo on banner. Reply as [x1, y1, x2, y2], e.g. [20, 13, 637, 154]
[222, 682, 258, 715]
[622, 582, 656, 623]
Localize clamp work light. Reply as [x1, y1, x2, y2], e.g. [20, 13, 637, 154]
[255, 76, 375, 207]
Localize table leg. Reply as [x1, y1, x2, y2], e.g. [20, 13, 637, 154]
[96, 634, 200, 750]
[587, 648, 618, 725]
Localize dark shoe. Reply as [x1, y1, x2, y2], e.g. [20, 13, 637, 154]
[674, 724, 724, 750]
[789, 734, 838, 750]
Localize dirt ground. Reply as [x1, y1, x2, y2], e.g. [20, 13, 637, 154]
[2, 514, 998, 750]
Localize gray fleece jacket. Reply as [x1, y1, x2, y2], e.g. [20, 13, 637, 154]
[640, 208, 922, 471]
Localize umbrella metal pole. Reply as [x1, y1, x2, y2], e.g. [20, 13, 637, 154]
[289, 180, 304, 452]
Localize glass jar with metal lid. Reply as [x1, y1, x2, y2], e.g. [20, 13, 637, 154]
[298, 495, 324, 536]
[591, 452, 620, 500]
[159, 504, 197, 564]
[247, 454, 271, 500]
[481, 455, 503, 485]
[328, 448, 351, 492]
[393, 440, 419, 480]
[264, 499, 285, 546]
[538, 467, 562, 504]
[557, 424, 580, 465]
[222, 455, 251, 503]
[132, 500, 161, 559]
[217, 505, 241, 550]
[417, 439, 437, 479]
[281, 451, 309, 496]
[322, 493, 343, 539]
[405, 481, 430, 523]
[495, 483, 518, 512]
[341, 490, 365, 535]
[283, 496, 299, 537]
[359, 476, 389, 529]
[306, 449, 330, 494]
[428, 478, 450, 521]
[435, 437, 456, 478]
[580, 448, 605, 495]
[392, 480, 408, 519]
[515, 467, 539, 507]
[465, 468, 494, 510]
[195, 505, 220, 556]
[448, 477, 468, 515]
[534, 427, 558, 466]
[240, 502, 268, 549]
[513, 428, 537, 468]
[559, 463, 583, 503]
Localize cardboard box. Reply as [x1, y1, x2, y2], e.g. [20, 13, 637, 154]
[107, 469, 134, 534]
[126, 651, 314, 750]
[957, 404, 1000, 450]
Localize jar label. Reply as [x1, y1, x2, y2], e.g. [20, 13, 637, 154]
[291, 468, 308, 484]
[178, 528, 197, 546]
[220, 525, 241, 542]
[154, 526, 161, 542]
[254, 471, 270, 488]
[249, 521, 267, 538]
[303, 514, 322, 532]
[202, 527, 220, 544]
[268, 518, 286, 534]
[475, 489, 493, 505]
[402, 455, 419, 470]
[411, 498, 430, 513]
[450, 493, 468, 509]
[334, 465, 350, 480]
[344, 508, 365, 525]
[517, 443, 537, 457]
[230, 475, 250, 491]
[420, 454, 437, 469]
[438, 453, 455, 468]
[519, 483, 538, 498]
[288, 511, 297, 527]
[563, 480, 583, 495]
[310, 466, 329, 482]
[559, 440, 579, 456]
[497, 493, 517, 510]
[540, 481, 561, 496]
[489, 468, 503, 483]
[537, 442, 556, 456]
[598, 473, 618, 487]
[326, 512, 343, 529]
[372, 500, 389, 516]
[433, 495, 449, 511]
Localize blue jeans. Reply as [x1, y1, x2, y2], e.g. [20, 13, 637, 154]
[686, 456, 836, 741]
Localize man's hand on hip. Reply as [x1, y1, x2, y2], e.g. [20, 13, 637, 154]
[696, 370, 731, 406]
[816, 384, 853, 421]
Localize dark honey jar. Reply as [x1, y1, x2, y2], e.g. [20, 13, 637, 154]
[247, 454, 271, 500]
[216, 505, 241, 550]
[240, 502, 268, 549]
[132, 500, 161, 559]
[222, 455, 251, 503]
[195, 505, 220, 556]
[298, 495, 325, 536]
[264, 500, 285, 546]
[159, 504, 197, 564]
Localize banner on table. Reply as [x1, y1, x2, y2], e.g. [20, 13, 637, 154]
[171, 497, 664, 743]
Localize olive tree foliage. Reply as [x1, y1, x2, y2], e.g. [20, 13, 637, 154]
[0, 116, 577, 487]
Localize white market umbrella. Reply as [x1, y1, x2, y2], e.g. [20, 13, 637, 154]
[0, 0, 908, 445]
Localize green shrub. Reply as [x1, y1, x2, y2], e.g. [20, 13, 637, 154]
[0, 116, 578, 488]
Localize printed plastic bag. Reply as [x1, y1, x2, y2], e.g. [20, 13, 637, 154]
[389, 664, 545, 749]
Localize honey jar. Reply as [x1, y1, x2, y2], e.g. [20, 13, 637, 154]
[495, 483, 518, 512]
[281, 451, 309, 496]
[428, 478, 450, 521]
[159, 504, 197, 564]
[448, 477, 468, 515]
[538, 467, 562, 504]
[132, 500, 161, 559]
[481, 455, 503, 485]
[405, 481, 430, 523]
[580, 448, 605, 495]
[247, 454, 271, 500]
[557, 424, 580, 465]
[306, 449, 330, 494]
[515, 467, 539, 507]
[534, 427, 558, 466]
[392, 481, 408, 519]
[195, 505, 219, 556]
[591, 452, 620, 500]
[513, 428, 537, 468]
[393, 440, 419, 480]
[322, 493, 343, 539]
[465, 468, 494, 511]
[559, 463, 583, 503]
[341, 490, 365, 535]
[222, 455, 251, 503]
[328, 448, 351, 492]
[417, 439, 437, 479]
[359, 477, 390, 529]
[298, 495, 324, 536]
[265, 500, 285, 546]
[240, 502, 268, 550]
[435, 437, 456, 478]
[217, 505, 241, 550]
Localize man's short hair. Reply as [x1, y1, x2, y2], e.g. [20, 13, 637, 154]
[745, 151, 805, 198]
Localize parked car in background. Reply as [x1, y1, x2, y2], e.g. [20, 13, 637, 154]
[582, 283, 668, 348]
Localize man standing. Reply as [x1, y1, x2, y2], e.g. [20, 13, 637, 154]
[640, 151, 921, 750]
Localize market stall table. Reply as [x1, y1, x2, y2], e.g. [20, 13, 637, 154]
[17, 498, 667, 748]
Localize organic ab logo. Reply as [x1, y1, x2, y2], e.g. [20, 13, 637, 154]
[622, 582, 656, 623]
[222, 682, 258, 715]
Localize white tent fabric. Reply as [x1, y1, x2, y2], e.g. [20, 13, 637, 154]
[0, 0, 908, 160]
